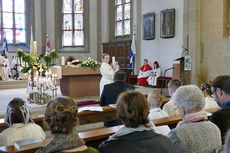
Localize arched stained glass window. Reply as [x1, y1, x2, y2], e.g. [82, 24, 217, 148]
[115, 0, 131, 37]
[0, 0, 26, 45]
[62, 0, 84, 47]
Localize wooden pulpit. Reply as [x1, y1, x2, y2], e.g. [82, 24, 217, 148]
[173, 57, 191, 85]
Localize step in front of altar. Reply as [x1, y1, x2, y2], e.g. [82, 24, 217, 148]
[0, 80, 28, 90]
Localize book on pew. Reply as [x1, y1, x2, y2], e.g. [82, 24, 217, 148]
[109, 104, 116, 108]
[154, 125, 171, 136]
[14, 137, 43, 151]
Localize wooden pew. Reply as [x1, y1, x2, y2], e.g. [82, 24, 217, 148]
[0, 106, 118, 133]
[0, 125, 171, 153]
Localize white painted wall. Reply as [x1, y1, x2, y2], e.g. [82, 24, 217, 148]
[141, 0, 184, 76]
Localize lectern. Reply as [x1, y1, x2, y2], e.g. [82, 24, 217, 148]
[173, 57, 191, 85]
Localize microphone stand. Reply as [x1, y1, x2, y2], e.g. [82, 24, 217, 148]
[161, 67, 174, 95]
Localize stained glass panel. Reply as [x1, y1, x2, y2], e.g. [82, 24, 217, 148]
[2, 0, 12, 12]
[124, 4, 130, 19]
[74, 0, 83, 13]
[15, 0, 25, 13]
[63, 31, 72, 46]
[63, 0, 72, 13]
[74, 30, 84, 46]
[15, 29, 26, 44]
[15, 14, 25, 29]
[116, 21, 122, 36]
[3, 13, 13, 28]
[124, 19, 130, 35]
[115, 0, 122, 5]
[75, 14, 83, 29]
[63, 14, 72, 30]
[4, 29, 13, 44]
[116, 6, 122, 21]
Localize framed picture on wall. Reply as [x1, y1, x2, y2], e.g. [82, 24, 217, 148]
[143, 12, 155, 40]
[160, 8, 175, 38]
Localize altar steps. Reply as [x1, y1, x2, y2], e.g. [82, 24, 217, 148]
[0, 80, 28, 90]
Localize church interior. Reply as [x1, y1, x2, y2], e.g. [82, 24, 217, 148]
[0, 0, 230, 152]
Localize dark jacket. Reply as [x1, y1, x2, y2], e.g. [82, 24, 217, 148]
[210, 102, 230, 144]
[100, 81, 134, 127]
[98, 130, 174, 153]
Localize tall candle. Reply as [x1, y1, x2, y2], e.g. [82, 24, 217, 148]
[112, 56, 115, 65]
[33, 41, 37, 55]
[61, 56, 65, 66]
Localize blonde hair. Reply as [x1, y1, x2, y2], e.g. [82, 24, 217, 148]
[147, 92, 163, 108]
[116, 90, 150, 128]
[45, 96, 78, 134]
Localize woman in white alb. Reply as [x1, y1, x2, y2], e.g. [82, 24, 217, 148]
[147, 61, 161, 86]
[100, 53, 114, 96]
[200, 83, 219, 110]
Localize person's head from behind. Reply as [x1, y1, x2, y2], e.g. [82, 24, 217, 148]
[153, 61, 159, 69]
[172, 85, 205, 119]
[144, 59, 148, 65]
[147, 92, 162, 109]
[200, 83, 212, 97]
[45, 96, 78, 134]
[102, 53, 110, 63]
[114, 70, 126, 82]
[212, 75, 230, 107]
[116, 90, 150, 128]
[168, 79, 182, 97]
[5, 98, 32, 126]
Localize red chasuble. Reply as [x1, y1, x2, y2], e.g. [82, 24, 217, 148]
[137, 64, 152, 85]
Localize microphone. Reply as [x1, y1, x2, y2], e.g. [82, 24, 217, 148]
[161, 67, 175, 95]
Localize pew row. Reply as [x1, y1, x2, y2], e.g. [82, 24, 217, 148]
[0, 106, 218, 133]
[0, 125, 171, 153]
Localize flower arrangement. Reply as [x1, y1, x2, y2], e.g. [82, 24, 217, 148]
[78, 57, 101, 70]
[17, 48, 59, 73]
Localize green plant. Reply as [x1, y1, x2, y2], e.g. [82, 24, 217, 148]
[17, 48, 59, 74]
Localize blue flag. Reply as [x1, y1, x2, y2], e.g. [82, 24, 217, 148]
[3, 35, 8, 57]
[129, 33, 136, 68]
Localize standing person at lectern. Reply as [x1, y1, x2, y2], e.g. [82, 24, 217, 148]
[147, 61, 162, 86]
[100, 53, 115, 97]
[137, 59, 152, 86]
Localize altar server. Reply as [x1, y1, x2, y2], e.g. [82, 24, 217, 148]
[0, 54, 8, 81]
[147, 61, 161, 86]
[137, 59, 152, 85]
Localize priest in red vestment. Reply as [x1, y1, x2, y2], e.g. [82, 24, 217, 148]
[137, 59, 152, 85]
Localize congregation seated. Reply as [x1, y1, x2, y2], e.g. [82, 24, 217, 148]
[137, 59, 152, 86]
[147, 92, 168, 120]
[200, 82, 219, 110]
[0, 98, 45, 147]
[163, 79, 182, 116]
[147, 61, 162, 86]
[167, 85, 222, 153]
[36, 96, 98, 153]
[99, 90, 174, 153]
[100, 70, 134, 127]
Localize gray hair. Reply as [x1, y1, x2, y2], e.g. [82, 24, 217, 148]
[147, 92, 162, 108]
[172, 85, 205, 113]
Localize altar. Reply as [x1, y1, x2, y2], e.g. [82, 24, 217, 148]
[60, 67, 101, 98]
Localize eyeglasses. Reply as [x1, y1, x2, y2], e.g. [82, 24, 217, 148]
[211, 88, 217, 95]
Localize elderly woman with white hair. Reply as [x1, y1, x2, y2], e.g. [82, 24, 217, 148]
[167, 85, 222, 153]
